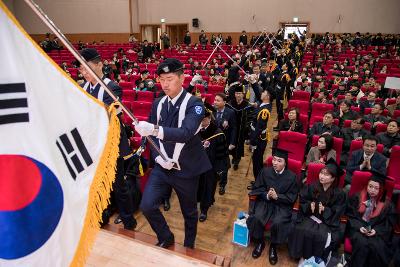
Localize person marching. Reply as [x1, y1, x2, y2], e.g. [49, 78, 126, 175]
[134, 58, 212, 249]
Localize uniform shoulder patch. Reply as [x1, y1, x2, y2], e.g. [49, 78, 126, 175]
[195, 105, 203, 115]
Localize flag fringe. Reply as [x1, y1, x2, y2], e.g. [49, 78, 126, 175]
[70, 103, 121, 267]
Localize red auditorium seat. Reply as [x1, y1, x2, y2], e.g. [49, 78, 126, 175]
[311, 135, 343, 164]
[343, 120, 372, 131]
[122, 90, 135, 101]
[131, 101, 152, 118]
[136, 91, 155, 102]
[348, 140, 384, 159]
[207, 85, 224, 94]
[277, 131, 308, 163]
[393, 110, 400, 120]
[119, 81, 134, 91]
[305, 163, 345, 188]
[363, 108, 389, 116]
[309, 103, 334, 126]
[292, 91, 311, 102]
[375, 123, 388, 134]
[265, 156, 302, 182]
[287, 100, 310, 115]
[344, 171, 395, 254]
[387, 145, 400, 189]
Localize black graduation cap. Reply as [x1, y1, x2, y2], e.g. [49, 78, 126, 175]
[272, 148, 288, 163]
[325, 158, 344, 178]
[156, 58, 184, 75]
[141, 69, 150, 75]
[232, 83, 244, 93]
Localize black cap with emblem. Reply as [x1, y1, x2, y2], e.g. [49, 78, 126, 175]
[75, 48, 101, 67]
[156, 58, 184, 75]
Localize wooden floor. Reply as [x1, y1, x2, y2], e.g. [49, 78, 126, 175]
[89, 103, 299, 267]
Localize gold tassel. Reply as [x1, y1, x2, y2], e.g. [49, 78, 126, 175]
[138, 158, 144, 177]
[70, 103, 121, 267]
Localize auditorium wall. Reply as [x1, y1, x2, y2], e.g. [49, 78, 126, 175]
[4, 0, 400, 43]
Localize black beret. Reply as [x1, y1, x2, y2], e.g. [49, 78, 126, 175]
[156, 58, 184, 75]
[80, 48, 101, 62]
[272, 148, 288, 163]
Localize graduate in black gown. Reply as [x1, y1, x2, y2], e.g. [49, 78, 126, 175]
[346, 171, 396, 267]
[197, 109, 229, 222]
[247, 149, 299, 265]
[228, 84, 252, 170]
[288, 159, 347, 263]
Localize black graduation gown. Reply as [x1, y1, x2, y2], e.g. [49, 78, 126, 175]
[228, 100, 251, 163]
[197, 123, 229, 211]
[247, 167, 299, 243]
[288, 184, 346, 260]
[346, 194, 396, 267]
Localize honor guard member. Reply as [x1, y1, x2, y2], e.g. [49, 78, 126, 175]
[249, 90, 272, 183]
[134, 58, 212, 249]
[78, 48, 137, 230]
[275, 63, 291, 123]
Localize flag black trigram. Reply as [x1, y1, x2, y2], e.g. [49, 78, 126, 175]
[56, 128, 93, 179]
[0, 83, 29, 125]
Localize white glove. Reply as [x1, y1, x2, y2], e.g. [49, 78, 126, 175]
[155, 156, 174, 170]
[245, 50, 252, 57]
[190, 74, 203, 86]
[249, 145, 257, 152]
[134, 121, 154, 137]
[228, 144, 236, 150]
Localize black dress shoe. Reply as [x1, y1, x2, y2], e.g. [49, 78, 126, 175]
[163, 199, 170, 211]
[252, 242, 265, 259]
[219, 186, 226, 195]
[156, 235, 174, 249]
[269, 244, 278, 265]
[114, 215, 122, 224]
[123, 218, 137, 230]
[199, 213, 207, 222]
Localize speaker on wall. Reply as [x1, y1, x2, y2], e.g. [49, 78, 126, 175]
[192, 18, 199, 28]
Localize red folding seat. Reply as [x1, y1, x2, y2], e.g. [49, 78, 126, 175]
[348, 140, 384, 159]
[387, 145, 400, 189]
[131, 101, 152, 118]
[375, 123, 388, 134]
[311, 135, 343, 164]
[119, 81, 134, 91]
[292, 91, 311, 102]
[344, 171, 395, 254]
[277, 131, 308, 163]
[207, 85, 224, 94]
[122, 90, 135, 101]
[305, 163, 345, 188]
[394, 110, 400, 120]
[287, 100, 310, 115]
[363, 108, 388, 116]
[309, 103, 334, 126]
[136, 91, 155, 102]
[350, 106, 360, 113]
[265, 156, 302, 182]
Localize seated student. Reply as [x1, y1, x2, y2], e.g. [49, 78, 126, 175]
[345, 135, 387, 187]
[341, 116, 370, 164]
[343, 92, 357, 107]
[306, 134, 336, 164]
[346, 171, 396, 267]
[309, 111, 341, 137]
[278, 107, 304, 133]
[288, 159, 346, 263]
[335, 100, 359, 127]
[247, 149, 299, 265]
[376, 119, 400, 157]
[197, 109, 229, 222]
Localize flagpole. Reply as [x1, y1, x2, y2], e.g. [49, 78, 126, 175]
[23, 0, 168, 160]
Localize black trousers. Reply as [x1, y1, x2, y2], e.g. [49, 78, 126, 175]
[113, 157, 135, 226]
[252, 139, 267, 181]
[140, 167, 199, 247]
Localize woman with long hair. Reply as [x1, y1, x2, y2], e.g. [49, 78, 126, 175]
[288, 159, 346, 263]
[346, 172, 396, 267]
[306, 134, 336, 164]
